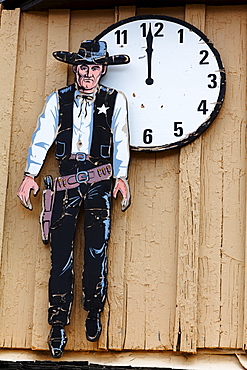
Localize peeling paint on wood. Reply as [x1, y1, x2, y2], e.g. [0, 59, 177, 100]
[0, 4, 246, 355]
[174, 4, 205, 354]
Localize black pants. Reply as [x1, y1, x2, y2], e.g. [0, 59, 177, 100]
[48, 178, 112, 326]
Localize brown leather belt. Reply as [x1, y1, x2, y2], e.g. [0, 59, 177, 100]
[56, 163, 112, 191]
[69, 153, 91, 161]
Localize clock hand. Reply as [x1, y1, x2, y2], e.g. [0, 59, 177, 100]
[145, 23, 154, 85]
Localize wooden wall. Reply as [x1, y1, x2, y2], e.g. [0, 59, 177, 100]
[0, 3, 247, 355]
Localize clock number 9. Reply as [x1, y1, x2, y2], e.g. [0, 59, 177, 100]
[143, 129, 153, 144]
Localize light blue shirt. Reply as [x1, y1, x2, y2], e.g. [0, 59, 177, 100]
[25, 86, 130, 178]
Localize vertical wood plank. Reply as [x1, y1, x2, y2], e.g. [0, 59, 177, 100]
[119, 8, 181, 351]
[219, 7, 247, 349]
[115, 5, 136, 22]
[118, 7, 180, 350]
[122, 153, 156, 350]
[0, 11, 48, 349]
[68, 9, 116, 352]
[198, 6, 247, 349]
[143, 151, 179, 350]
[1, 5, 246, 355]
[174, 5, 205, 354]
[67, 9, 115, 86]
[0, 7, 21, 349]
[141, 8, 184, 351]
[31, 10, 70, 350]
[121, 10, 181, 351]
[106, 5, 136, 351]
[0, 4, 3, 19]
[0, 8, 20, 266]
[209, 6, 246, 349]
[137, 7, 184, 18]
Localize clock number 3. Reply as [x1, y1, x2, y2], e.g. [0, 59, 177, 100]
[208, 74, 217, 88]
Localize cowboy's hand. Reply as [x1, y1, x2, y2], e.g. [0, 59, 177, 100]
[113, 177, 130, 212]
[17, 175, 39, 210]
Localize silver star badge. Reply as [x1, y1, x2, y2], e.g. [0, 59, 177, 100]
[97, 104, 110, 115]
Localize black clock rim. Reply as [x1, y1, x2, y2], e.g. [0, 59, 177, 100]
[95, 14, 226, 152]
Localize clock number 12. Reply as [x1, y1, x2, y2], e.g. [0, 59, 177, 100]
[140, 23, 164, 37]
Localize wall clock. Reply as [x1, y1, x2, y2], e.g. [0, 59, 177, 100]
[95, 15, 226, 151]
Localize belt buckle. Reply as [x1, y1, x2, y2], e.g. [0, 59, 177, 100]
[75, 153, 86, 161]
[76, 170, 89, 184]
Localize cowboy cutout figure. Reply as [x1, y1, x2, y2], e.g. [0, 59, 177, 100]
[17, 40, 130, 358]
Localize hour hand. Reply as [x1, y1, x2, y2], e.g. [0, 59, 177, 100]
[145, 23, 154, 85]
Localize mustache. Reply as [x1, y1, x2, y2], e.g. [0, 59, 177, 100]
[79, 76, 94, 80]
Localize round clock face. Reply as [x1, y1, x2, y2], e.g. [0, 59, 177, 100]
[96, 15, 225, 151]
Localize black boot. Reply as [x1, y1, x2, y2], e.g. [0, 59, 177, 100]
[85, 309, 102, 342]
[48, 324, 67, 358]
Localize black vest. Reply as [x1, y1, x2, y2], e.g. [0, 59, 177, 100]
[55, 83, 117, 163]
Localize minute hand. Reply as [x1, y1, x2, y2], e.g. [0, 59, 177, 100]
[145, 24, 154, 85]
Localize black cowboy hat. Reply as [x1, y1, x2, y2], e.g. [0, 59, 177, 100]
[53, 40, 130, 65]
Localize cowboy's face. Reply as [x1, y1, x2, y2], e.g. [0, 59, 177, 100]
[73, 64, 106, 92]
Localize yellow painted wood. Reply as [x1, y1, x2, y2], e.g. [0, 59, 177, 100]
[174, 5, 205, 354]
[0, 11, 48, 349]
[31, 9, 117, 352]
[31, 9, 70, 351]
[115, 6, 136, 22]
[218, 7, 247, 350]
[137, 7, 184, 17]
[120, 8, 183, 351]
[105, 5, 137, 351]
[198, 5, 247, 350]
[0, 5, 247, 355]
[67, 9, 115, 86]
[68, 9, 116, 352]
[0, 8, 20, 265]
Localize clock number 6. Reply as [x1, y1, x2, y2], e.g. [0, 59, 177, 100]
[143, 129, 153, 144]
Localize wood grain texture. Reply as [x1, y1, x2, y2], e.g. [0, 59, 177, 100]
[107, 5, 137, 352]
[174, 5, 205, 354]
[0, 8, 20, 266]
[0, 5, 247, 356]
[121, 7, 183, 351]
[31, 9, 70, 351]
[198, 5, 247, 350]
[0, 11, 48, 349]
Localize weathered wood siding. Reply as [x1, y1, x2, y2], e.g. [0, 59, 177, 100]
[0, 4, 246, 353]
